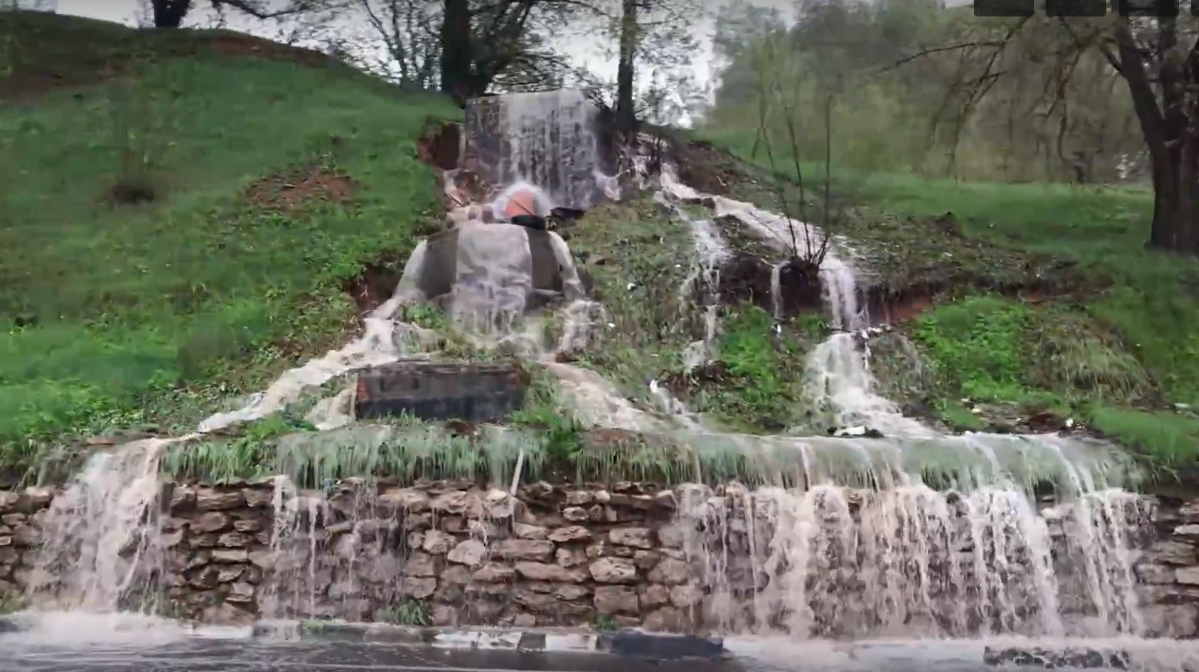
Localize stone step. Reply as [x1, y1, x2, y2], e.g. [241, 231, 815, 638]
[354, 361, 528, 423]
[252, 622, 730, 662]
[983, 645, 1131, 669]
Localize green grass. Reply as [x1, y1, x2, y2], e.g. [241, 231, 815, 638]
[563, 199, 697, 402]
[562, 199, 829, 433]
[7, 11, 1195, 486]
[0, 12, 458, 477]
[704, 127, 1199, 473]
[149, 413, 1138, 492]
[671, 305, 823, 433]
[377, 601, 431, 626]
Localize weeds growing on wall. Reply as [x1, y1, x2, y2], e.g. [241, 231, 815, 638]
[377, 601, 431, 626]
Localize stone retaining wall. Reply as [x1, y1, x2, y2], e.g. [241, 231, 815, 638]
[3, 482, 1199, 637]
[1126, 497, 1199, 636]
[0, 480, 692, 629]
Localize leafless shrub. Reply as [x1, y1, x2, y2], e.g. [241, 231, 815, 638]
[751, 40, 834, 269]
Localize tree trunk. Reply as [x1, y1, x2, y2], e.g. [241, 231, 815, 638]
[1145, 133, 1199, 252]
[440, 0, 473, 106]
[152, 0, 193, 28]
[1113, 19, 1199, 253]
[615, 0, 638, 135]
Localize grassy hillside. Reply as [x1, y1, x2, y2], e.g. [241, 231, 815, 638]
[5, 12, 1196, 487]
[706, 128, 1199, 477]
[0, 12, 458, 475]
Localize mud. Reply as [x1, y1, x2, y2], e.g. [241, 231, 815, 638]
[862, 273, 1078, 326]
[245, 164, 356, 211]
[417, 118, 463, 171]
[341, 255, 406, 315]
[0, 19, 339, 102]
[717, 252, 823, 319]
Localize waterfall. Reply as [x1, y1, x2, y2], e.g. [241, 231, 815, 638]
[11, 94, 1190, 656]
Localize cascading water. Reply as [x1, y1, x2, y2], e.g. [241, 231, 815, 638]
[18, 279, 440, 627]
[655, 167, 730, 372]
[652, 160, 1174, 648]
[670, 479, 1151, 639]
[15, 92, 1197, 663]
[770, 263, 783, 321]
[25, 439, 166, 613]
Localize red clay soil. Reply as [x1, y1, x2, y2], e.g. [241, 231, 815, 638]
[342, 255, 405, 316]
[417, 119, 463, 172]
[245, 164, 356, 211]
[864, 278, 1068, 326]
[0, 65, 122, 102]
[195, 34, 336, 68]
[716, 252, 824, 319]
[659, 361, 733, 399]
[667, 139, 750, 197]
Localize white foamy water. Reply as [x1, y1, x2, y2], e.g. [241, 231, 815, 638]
[724, 636, 1199, 672]
[675, 481, 1151, 639]
[26, 439, 169, 613]
[809, 332, 935, 438]
[492, 89, 606, 213]
[544, 361, 671, 432]
[770, 262, 783, 320]
[656, 167, 730, 372]
[198, 311, 435, 433]
[648, 156, 1177, 647]
[14, 101, 1190, 658]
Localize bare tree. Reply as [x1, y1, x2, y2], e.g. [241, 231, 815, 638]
[891, 9, 1199, 253]
[750, 31, 833, 270]
[569, 0, 703, 130]
[148, 0, 342, 30]
[438, 0, 583, 103]
[615, 0, 638, 133]
[357, 0, 441, 89]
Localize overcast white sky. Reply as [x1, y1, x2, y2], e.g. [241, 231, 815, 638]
[43, 0, 722, 94]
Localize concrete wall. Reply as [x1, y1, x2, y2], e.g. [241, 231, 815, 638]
[3, 482, 1199, 637]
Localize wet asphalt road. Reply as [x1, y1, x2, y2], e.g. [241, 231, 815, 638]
[0, 638, 745, 672]
[2, 627, 1187, 672]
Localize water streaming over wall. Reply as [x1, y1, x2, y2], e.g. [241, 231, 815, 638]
[465, 90, 609, 213]
[670, 480, 1151, 639]
[26, 440, 167, 613]
[13, 93, 1193, 657]
[652, 157, 1166, 643]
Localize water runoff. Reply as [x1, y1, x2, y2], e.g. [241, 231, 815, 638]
[6, 90, 1196, 670]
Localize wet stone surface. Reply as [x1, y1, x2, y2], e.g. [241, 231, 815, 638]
[10, 479, 1199, 640]
[463, 91, 611, 213]
[0, 637, 743, 672]
[353, 361, 529, 423]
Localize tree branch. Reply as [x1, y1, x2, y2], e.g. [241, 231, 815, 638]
[880, 40, 1006, 73]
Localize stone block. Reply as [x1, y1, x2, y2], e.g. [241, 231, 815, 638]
[983, 646, 1129, 669]
[354, 361, 527, 423]
[462, 91, 614, 213]
[606, 632, 725, 661]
